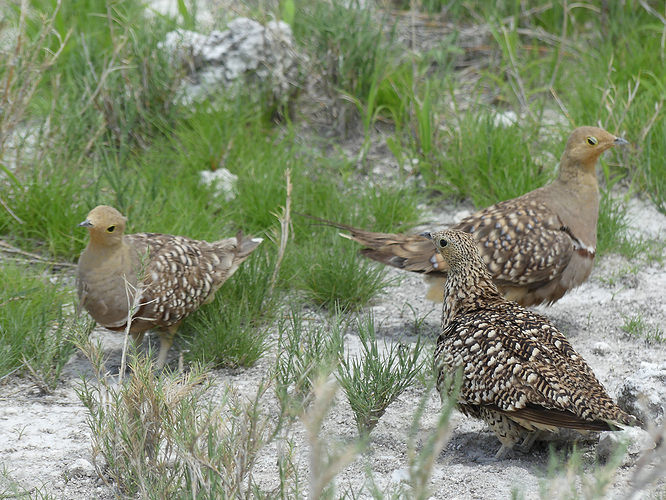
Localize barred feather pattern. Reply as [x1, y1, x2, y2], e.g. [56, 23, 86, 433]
[429, 230, 636, 455]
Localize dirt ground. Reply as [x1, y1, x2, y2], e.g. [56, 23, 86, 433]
[1, 194, 665, 499]
[2, 2, 666, 497]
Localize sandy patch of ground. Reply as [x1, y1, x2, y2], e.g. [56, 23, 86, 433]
[1, 196, 665, 499]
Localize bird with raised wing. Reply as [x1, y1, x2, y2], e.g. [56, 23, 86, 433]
[77, 205, 262, 370]
[424, 229, 637, 459]
[323, 126, 628, 306]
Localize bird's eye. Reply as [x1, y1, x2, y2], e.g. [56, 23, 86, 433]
[586, 136, 598, 146]
[439, 239, 448, 248]
[107, 225, 115, 233]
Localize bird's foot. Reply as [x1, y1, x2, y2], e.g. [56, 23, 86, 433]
[515, 430, 541, 454]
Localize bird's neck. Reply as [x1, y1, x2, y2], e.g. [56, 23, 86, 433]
[82, 237, 131, 271]
[441, 266, 504, 330]
[556, 155, 600, 191]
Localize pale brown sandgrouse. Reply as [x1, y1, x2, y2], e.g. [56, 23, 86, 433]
[424, 229, 636, 459]
[320, 127, 628, 306]
[76, 205, 262, 370]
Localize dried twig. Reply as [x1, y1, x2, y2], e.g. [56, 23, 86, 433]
[550, 87, 574, 126]
[0, 196, 23, 224]
[639, 100, 664, 144]
[270, 168, 292, 291]
[0, 240, 46, 260]
[22, 354, 51, 395]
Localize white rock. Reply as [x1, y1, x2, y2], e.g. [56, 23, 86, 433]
[591, 341, 611, 356]
[492, 111, 518, 127]
[453, 210, 472, 223]
[596, 427, 654, 466]
[199, 168, 238, 201]
[160, 18, 301, 105]
[616, 363, 666, 425]
[67, 458, 95, 477]
[390, 467, 411, 484]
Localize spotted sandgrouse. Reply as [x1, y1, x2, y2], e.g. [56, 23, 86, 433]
[424, 229, 636, 459]
[76, 205, 262, 370]
[323, 127, 628, 306]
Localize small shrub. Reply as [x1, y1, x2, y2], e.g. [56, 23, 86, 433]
[274, 304, 346, 415]
[336, 314, 426, 436]
[74, 329, 279, 499]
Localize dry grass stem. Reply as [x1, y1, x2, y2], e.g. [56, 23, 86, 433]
[639, 100, 664, 144]
[303, 375, 363, 500]
[270, 168, 292, 291]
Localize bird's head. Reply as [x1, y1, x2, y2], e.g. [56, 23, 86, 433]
[562, 126, 628, 168]
[79, 205, 127, 246]
[420, 229, 484, 273]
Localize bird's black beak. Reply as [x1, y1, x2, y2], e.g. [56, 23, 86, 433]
[614, 137, 629, 146]
[78, 219, 93, 228]
[420, 231, 432, 240]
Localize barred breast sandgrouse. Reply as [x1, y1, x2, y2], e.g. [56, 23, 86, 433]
[424, 229, 636, 459]
[77, 205, 262, 370]
[322, 127, 628, 306]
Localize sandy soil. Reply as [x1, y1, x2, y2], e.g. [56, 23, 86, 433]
[1, 195, 665, 499]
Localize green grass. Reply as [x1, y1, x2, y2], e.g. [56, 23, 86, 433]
[273, 304, 346, 415]
[292, 0, 395, 101]
[180, 249, 276, 369]
[0, 263, 73, 390]
[621, 313, 666, 344]
[2, 0, 666, 496]
[297, 234, 397, 310]
[423, 114, 559, 206]
[336, 314, 426, 436]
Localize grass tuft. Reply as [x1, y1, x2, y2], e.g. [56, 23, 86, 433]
[0, 263, 73, 390]
[621, 314, 665, 344]
[274, 304, 346, 416]
[299, 235, 396, 310]
[336, 314, 426, 436]
[181, 250, 276, 369]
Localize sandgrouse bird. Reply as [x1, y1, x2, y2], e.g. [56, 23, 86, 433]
[326, 126, 628, 306]
[424, 229, 636, 459]
[77, 205, 262, 370]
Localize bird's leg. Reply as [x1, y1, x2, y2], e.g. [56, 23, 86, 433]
[516, 430, 541, 454]
[495, 444, 513, 461]
[156, 325, 178, 371]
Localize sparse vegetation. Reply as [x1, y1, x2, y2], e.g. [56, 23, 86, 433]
[274, 304, 346, 416]
[0, 262, 74, 390]
[1, 0, 666, 497]
[337, 314, 426, 435]
[622, 313, 666, 344]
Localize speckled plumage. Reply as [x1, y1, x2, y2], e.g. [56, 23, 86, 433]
[324, 127, 628, 306]
[425, 229, 637, 459]
[77, 205, 262, 370]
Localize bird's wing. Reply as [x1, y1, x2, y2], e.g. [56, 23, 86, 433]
[302, 200, 576, 289]
[125, 233, 236, 327]
[442, 305, 634, 428]
[454, 198, 575, 288]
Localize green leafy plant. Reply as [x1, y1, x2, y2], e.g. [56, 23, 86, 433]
[274, 304, 346, 416]
[336, 314, 426, 436]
